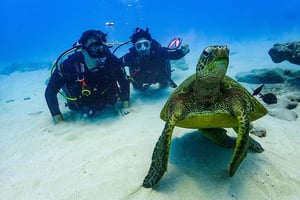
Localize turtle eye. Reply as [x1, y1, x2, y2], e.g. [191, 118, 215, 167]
[202, 50, 209, 57]
[200, 64, 205, 70]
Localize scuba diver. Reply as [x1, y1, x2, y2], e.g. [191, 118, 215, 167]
[119, 27, 190, 91]
[45, 30, 130, 124]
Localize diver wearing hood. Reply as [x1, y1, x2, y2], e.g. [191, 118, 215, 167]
[120, 27, 190, 91]
[45, 30, 130, 123]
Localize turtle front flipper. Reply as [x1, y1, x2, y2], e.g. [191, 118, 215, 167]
[229, 110, 250, 177]
[143, 114, 177, 188]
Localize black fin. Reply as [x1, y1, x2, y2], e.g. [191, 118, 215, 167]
[252, 84, 265, 96]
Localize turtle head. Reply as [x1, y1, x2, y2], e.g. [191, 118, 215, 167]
[196, 45, 229, 80]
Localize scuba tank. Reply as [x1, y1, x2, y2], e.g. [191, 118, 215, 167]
[50, 43, 84, 101]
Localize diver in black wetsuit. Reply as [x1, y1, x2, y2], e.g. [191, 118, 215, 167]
[120, 27, 189, 91]
[45, 30, 130, 123]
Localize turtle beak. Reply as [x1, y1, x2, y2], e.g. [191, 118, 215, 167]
[216, 45, 230, 58]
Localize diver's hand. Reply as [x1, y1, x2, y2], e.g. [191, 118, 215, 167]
[181, 44, 190, 55]
[52, 114, 64, 124]
[115, 100, 130, 116]
[169, 81, 177, 88]
[120, 100, 130, 115]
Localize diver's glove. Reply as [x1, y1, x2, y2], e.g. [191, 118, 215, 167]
[181, 44, 190, 55]
[115, 100, 130, 116]
[53, 114, 64, 124]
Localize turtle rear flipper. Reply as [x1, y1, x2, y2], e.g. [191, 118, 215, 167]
[200, 127, 264, 153]
[143, 116, 177, 188]
[249, 137, 264, 152]
[199, 128, 235, 148]
[233, 127, 264, 153]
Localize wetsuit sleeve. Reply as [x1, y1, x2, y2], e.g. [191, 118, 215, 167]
[45, 68, 65, 116]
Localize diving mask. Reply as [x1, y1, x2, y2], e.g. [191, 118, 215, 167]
[135, 39, 151, 53]
[85, 42, 108, 58]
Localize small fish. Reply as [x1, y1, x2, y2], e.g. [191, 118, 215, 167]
[252, 84, 265, 96]
[261, 93, 277, 104]
[6, 99, 14, 103]
[28, 111, 43, 115]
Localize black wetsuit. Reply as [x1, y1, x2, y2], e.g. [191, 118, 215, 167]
[45, 51, 129, 116]
[120, 40, 187, 90]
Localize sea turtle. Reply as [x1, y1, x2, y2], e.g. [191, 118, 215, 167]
[143, 45, 268, 188]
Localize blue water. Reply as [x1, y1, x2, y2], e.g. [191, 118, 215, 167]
[1, 0, 300, 63]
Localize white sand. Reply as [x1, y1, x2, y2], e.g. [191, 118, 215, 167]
[1, 42, 300, 200]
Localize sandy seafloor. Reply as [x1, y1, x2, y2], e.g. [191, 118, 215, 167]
[1, 39, 300, 200]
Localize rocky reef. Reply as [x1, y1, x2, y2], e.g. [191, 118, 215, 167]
[268, 41, 300, 65]
[235, 68, 300, 86]
[236, 68, 300, 121]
